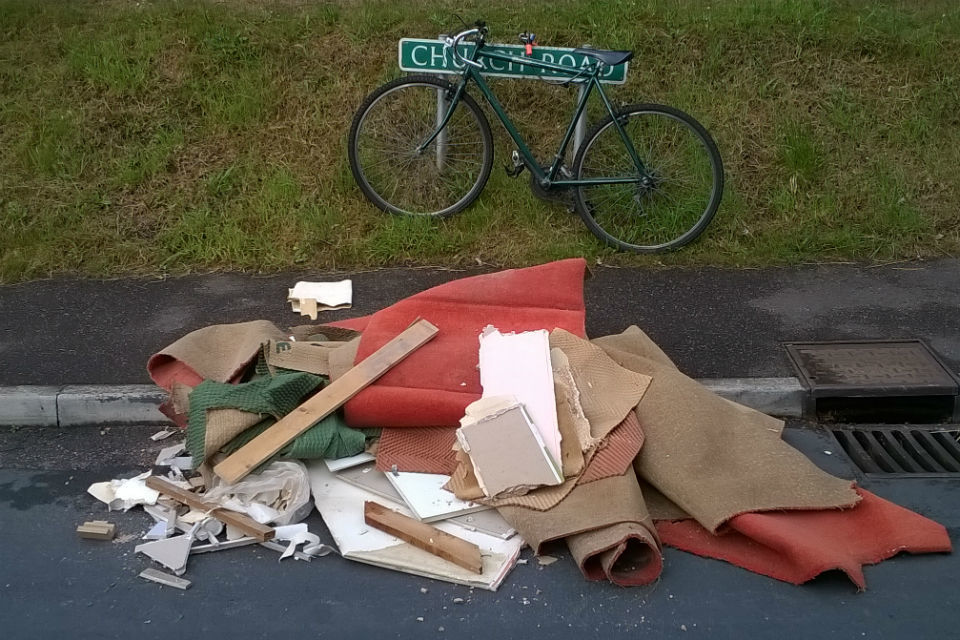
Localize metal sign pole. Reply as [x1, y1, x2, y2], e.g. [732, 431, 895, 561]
[435, 36, 449, 170]
[573, 81, 588, 158]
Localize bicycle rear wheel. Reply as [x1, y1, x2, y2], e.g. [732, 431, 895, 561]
[348, 75, 493, 217]
[573, 104, 723, 252]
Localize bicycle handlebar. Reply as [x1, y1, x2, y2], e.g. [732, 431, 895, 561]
[444, 28, 483, 68]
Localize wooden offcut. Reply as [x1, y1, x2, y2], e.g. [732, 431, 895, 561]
[363, 501, 483, 574]
[144, 476, 275, 542]
[214, 318, 439, 484]
[77, 520, 116, 540]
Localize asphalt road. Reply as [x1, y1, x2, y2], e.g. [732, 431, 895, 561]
[1, 259, 959, 385]
[1, 421, 957, 639]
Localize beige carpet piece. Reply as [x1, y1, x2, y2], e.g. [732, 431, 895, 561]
[593, 326, 859, 533]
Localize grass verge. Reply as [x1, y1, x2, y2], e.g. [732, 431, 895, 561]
[1, 0, 959, 281]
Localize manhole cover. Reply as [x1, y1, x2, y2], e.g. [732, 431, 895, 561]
[784, 340, 959, 397]
[831, 425, 960, 477]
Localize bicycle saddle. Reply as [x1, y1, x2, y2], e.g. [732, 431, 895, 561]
[573, 48, 633, 66]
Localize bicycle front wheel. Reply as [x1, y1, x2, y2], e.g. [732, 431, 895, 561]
[573, 104, 723, 252]
[348, 75, 493, 217]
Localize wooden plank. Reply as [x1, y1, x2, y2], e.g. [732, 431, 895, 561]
[363, 501, 483, 574]
[214, 318, 439, 484]
[144, 476, 275, 542]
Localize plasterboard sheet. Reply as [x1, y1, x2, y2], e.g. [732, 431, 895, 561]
[384, 471, 489, 523]
[338, 463, 516, 539]
[325, 452, 376, 473]
[478, 327, 562, 467]
[336, 463, 403, 503]
[308, 461, 522, 590]
[457, 401, 563, 497]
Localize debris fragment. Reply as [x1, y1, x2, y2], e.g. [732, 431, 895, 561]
[88, 471, 160, 511]
[150, 429, 176, 441]
[145, 476, 276, 542]
[537, 555, 558, 566]
[135, 528, 197, 576]
[139, 568, 191, 590]
[77, 521, 116, 540]
[288, 279, 353, 319]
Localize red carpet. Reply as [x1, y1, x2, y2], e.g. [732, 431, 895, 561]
[333, 259, 587, 473]
[656, 487, 953, 588]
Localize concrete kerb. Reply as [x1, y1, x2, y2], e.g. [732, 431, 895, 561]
[0, 378, 805, 427]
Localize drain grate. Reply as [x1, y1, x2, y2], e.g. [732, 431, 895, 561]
[784, 340, 960, 421]
[832, 426, 960, 477]
[785, 340, 959, 396]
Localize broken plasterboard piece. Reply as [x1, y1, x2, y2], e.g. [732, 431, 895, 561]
[145, 476, 276, 542]
[135, 528, 197, 576]
[478, 327, 562, 468]
[139, 568, 192, 590]
[364, 501, 483, 574]
[308, 461, 522, 591]
[384, 471, 489, 523]
[288, 280, 353, 319]
[324, 452, 376, 472]
[87, 471, 160, 512]
[337, 463, 516, 539]
[77, 521, 116, 540]
[155, 442, 186, 466]
[456, 398, 563, 498]
[150, 429, 176, 441]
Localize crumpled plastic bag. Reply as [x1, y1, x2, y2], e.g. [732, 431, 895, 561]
[204, 460, 312, 525]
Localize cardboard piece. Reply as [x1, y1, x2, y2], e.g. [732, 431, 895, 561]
[214, 319, 439, 484]
[456, 397, 563, 498]
[288, 280, 353, 319]
[478, 327, 562, 467]
[308, 461, 522, 590]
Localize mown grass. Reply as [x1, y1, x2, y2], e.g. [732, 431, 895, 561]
[1, 0, 959, 281]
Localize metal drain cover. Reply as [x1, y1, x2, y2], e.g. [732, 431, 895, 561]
[784, 340, 959, 397]
[832, 426, 960, 477]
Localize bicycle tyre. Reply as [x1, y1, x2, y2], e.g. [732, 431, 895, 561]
[348, 74, 494, 217]
[572, 103, 723, 252]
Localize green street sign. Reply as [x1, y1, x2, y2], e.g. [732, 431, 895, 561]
[398, 38, 629, 84]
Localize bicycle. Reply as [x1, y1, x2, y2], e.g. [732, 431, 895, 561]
[348, 21, 723, 253]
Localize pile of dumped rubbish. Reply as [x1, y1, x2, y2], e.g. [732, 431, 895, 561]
[82, 259, 951, 590]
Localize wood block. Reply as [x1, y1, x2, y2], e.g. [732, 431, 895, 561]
[77, 521, 116, 540]
[145, 476, 275, 542]
[213, 319, 438, 484]
[363, 501, 483, 574]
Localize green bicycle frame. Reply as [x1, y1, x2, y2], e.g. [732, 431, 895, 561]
[417, 43, 649, 188]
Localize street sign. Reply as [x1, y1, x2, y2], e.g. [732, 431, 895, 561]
[398, 38, 629, 84]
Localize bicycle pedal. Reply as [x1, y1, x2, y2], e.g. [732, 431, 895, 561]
[504, 163, 525, 178]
